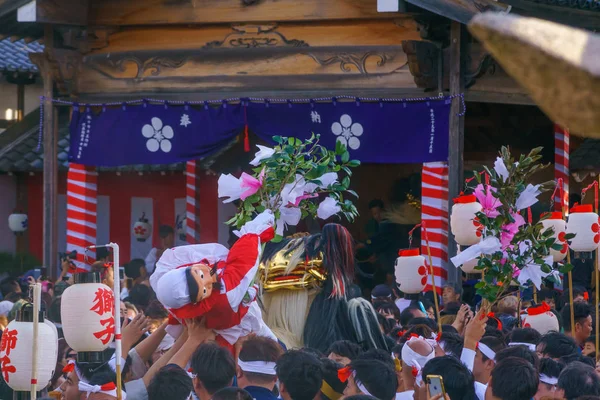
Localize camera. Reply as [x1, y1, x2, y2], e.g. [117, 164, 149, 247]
[59, 250, 78, 261]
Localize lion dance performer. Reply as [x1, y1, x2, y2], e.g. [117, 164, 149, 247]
[150, 210, 277, 353]
[259, 223, 370, 352]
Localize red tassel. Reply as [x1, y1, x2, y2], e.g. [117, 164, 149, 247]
[244, 125, 250, 152]
[243, 104, 250, 152]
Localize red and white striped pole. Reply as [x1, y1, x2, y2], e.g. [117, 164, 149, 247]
[186, 160, 200, 244]
[555, 124, 569, 211]
[66, 163, 97, 272]
[421, 162, 449, 293]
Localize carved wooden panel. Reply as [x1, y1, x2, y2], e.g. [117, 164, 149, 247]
[93, 20, 421, 53]
[89, 0, 406, 26]
[76, 45, 414, 95]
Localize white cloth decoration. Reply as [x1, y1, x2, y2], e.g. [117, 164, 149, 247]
[508, 342, 537, 351]
[233, 210, 275, 238]
[516, 184, 541, 210]
[517, 256, 553, 290]
[477, 343, 496, 361]
[218, 174, 244, 203]
[450, 237, 502, 267]
[494, 157, 509, 182]
[237, 359, 277, 375]
[317, 197, 341, 220]
[276, 207, 302, 236]
[281, 175, 309, 206]
[539, 374, 558, 386]
[250, 145, 275, 166]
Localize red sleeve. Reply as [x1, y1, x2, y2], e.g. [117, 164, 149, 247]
[222, 232, 264, 310]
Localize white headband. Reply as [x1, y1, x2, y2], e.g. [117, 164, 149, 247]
[539, 374, 558, 386]
[238, 359, 277, 375]
[353, 371, 374, 398]
[508, 342, 537, 352]
[78, 381, 127, 399]
[477, 343, 496, 361]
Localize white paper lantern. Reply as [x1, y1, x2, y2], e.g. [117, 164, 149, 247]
[395, 249, 428, 294]
[450, 195, 483, 246]
[8, 212, 28, 234]
[61, 273, 115, 362]
[566, 204, 600, 252]
[522, 302, 559, 335]
[0, 307, 58, 391]
[541, 212, 567, 262]
[133, 213, 152, 242]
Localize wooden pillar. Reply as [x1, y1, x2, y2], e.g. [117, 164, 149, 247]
[446, 21, 465, 285]
[35, 25, 59, 279]
[17, 83, 25, 121]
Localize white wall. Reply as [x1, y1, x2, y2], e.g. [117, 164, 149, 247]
[0, 175, 17, 253]
[0, 78, 43, 133]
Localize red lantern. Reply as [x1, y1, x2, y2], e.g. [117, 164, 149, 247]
[394, 249, 428, 294]
[450, 195, 483, 246]
[541, 212, 567, 262]
[566, 204, 600, 252]
[61, 272, 115, 363]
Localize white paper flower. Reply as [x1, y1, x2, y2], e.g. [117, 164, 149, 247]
[317, 197, 341, 220]
[517, 256, 553, 289]
[516, 184, 541, 210]
[142, 117, 174, 153]
[332, 114, 363, 150]
[494, 157, 509, 182]
[218, 174, 243, 203]
[276, 207, 302, 236]
[317, 172, 339, 188]
[250, 145, 276, 167]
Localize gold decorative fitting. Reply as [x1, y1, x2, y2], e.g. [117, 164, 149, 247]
[259, 241, 326, 292]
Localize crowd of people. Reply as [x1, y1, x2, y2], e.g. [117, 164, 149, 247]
[1, 236, 600, 399]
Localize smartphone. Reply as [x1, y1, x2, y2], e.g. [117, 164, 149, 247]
[119, 267, 125, 280]
[427, 375, 446, 398]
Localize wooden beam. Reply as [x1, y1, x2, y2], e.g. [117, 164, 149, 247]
[37, 25, 58, 279]
[503, 0, 600, 29]
[446, 20, 465, 285]
[89, 0, 407, 26]
[403, 0, 509, 24]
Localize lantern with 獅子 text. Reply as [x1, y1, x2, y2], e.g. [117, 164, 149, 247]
[61, 272, 115, 363]
[566, 204, 600, 252]
[133, 213, 152, 242]
[541, 212, 568, 262]
[0, 304, 58, 392]
[395, 249, 428, 294]
[450, 195, 483, 246]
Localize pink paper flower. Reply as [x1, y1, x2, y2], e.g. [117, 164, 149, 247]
[240, 169, 265, 201]
[290, 193, 319, 207]
[500, 212, 525, 248]
[474, 184, 501, 218]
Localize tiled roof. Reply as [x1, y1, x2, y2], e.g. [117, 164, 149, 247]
[571, 139, 600, 171]
[0, 37, 43, 74]
[0, 109, 237, 172]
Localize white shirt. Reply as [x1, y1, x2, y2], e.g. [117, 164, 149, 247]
[395, 390, 415, 399]
[474, 382, 487, 400]
[395, 298, 413, 313]
[144, 248, 158, 274]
